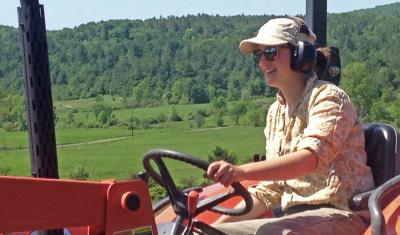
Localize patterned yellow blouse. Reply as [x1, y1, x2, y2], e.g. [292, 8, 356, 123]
[249, 74, 375, 211]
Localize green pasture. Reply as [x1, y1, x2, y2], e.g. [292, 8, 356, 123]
[1, 97, 269, 185]
[113, 103, 211, 120]
[0, 129, 28, 149]
[54, 97, 272, 129]
[0, 128, 130, 149]
[70, 102, 215, 126]
[54, 95, 125, 112]
[68, 101, 234, 128]
[0, 126, 265, 184]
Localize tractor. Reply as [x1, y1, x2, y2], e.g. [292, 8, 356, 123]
[0, 1, 399, 235]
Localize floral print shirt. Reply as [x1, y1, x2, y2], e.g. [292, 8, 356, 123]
[249, 74, 375, 211]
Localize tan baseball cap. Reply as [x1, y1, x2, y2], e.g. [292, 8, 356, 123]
[239, 18, 317, 54]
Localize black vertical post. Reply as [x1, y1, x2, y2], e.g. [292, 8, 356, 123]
[305, 0, 327, 47]
[18, 0, 59, 179]
[18, 1, 62, 234]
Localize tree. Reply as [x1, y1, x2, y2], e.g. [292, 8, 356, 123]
[246, 109, 266, 127]
[189, 80, 209, 104]
[128, 116, 141, 130]
[2, 10, 400, 129]
[0, 87, 7, 99]
[97, 111, 109, 125]
[342, 62, 379, 119]
[171, 78, 190, 104]
[169, 105, 183, 121]
[229, 102, 247, 125]
[0, 94, 26, 131]
[70, 164, 90, 180]
[211, 96, 227, 116]
[207, 146, 238, 165]
[248, 78, 266, 97]
[189, 113, 205, 128]
[92, 102, 112, 125]
[211, 96, 227, 127]
[227, 76, 242, 101]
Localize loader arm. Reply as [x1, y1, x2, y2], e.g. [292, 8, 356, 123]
[0, 176, 157, 235]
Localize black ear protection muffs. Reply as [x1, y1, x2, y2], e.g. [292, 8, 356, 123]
[290, 41, 317, 73]
[289, 17, 317, 74]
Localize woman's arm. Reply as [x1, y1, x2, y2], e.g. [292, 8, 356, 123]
[207, 149, 318, 187]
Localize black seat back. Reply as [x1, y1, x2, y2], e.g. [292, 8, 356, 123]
[363, 123, 400, 187]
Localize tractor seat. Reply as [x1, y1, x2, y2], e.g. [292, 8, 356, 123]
[350, 123, 400, 210]
[364, 123, 400, 186]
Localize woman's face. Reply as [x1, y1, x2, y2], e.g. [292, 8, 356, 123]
[255, 44, 294, 89]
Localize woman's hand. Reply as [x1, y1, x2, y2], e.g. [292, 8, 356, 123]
[207, 161, 244, 187]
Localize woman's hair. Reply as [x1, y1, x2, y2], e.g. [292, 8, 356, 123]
[315, 46, 341, 85]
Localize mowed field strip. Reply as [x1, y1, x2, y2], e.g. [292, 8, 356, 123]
[0, 126, 265, 182]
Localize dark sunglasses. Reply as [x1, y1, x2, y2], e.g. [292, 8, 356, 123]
[253, 46, 279, 64]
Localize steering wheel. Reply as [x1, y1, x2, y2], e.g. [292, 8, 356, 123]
[143, 148, 253, 219]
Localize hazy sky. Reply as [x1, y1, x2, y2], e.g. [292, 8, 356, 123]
[1, 0, 399, 30]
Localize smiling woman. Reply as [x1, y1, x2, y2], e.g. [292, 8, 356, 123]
[206, 16, 375, 235]
[1, 1, 400, 235]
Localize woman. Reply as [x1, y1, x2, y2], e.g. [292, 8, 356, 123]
[207, 17, 374, 235]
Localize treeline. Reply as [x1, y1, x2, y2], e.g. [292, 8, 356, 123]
[1, 3, 400, 127]
[328, 3, 400, 126]
[0, 14, 272, 103]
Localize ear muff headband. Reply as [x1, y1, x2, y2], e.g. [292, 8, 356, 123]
[289, 18, 317, 74]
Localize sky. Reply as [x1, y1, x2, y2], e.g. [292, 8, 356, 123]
[0, 0, 399, 30]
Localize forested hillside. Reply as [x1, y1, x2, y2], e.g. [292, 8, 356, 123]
[327, 3, 400, 125]
[0, 15, 272, 102]
[1, 3, 400, 127]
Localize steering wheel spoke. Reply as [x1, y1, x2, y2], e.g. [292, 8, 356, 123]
[154, 157, 189, 215]
[154, 158, 177, 192]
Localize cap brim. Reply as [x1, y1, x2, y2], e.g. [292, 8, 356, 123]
[239, 37, 288, 54]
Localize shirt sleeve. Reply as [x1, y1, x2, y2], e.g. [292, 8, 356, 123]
[296, 85, 358, 171]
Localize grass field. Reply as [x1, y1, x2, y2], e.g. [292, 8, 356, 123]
[65, 100, 241, 128]
[1, 97, 270, 186]
[0, 128, 130, 149]
[53, 96, 274, 129]
[0, 126, 265, 184]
